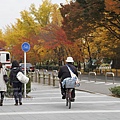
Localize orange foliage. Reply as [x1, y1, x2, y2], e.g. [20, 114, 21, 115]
[0, 40, 6, 50]
[11, 43, 24, 61]
[105, 0, 120, 14]
[41, 24, 72, 50]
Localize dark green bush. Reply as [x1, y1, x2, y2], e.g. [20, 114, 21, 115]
[109, 86, 120, 97]
[36, 65, 59, 70]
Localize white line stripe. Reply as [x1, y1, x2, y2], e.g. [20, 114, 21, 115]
[105, 83, 119, 85]
[29, 93, 61, 95]
[4, 95, 108, 101]
[80, 80, 88, 82]
[94, 82, 105, 84]
[31, 90, 59, 92]
[4, 101, 120, 105]
[85, 81, 95, 83]
[23, 101, 120, 104]
[105, 83, 114, 85]
[0, 110, 120, 115]
[32, 96, 108, 99]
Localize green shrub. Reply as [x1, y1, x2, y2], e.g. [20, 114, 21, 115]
[22, 75, 31, 94]
[109, 86, 120, 97]
[36, 65, 59, 70]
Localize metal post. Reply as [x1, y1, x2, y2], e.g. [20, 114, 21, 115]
[38, 71, 40, 83]
[105, 72, 115, 84]
[88, 72, 96, 82]
[78, 71, 81, 81]
[48, 74, 51, 85]
[24, 52, 26, 98]
[53, 75, 55, 86]
[43, 74, 45, 84]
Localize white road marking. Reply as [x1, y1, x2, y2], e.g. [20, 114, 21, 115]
[94, 82, 105, 84]
[0, 110, 120, 115]
[4, 101, 120, 105]
[105, 83, 114, 85]
[4, 95, 108, 102]
[85, 81, 95, 83]
[80, 80, 88, 82]
[32, 95, 108, 99]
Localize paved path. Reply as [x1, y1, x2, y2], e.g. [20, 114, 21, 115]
[0, 82, 120, 120]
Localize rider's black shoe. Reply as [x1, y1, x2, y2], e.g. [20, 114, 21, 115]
[62, 95, 66, 99]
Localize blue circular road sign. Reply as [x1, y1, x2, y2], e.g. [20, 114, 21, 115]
[21, 42, 30, 52]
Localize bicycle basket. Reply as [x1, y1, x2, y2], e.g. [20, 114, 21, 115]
[65, 78, 76, 88]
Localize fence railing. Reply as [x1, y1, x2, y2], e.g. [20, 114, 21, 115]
[88, 72, 96, 82]
[29, 69, 116, 87]
[105, 72, 115, 84]
[29, 69, 60, 86]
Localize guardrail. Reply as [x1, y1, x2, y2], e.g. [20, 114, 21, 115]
[105, 72, 115, 84]
[32, 69, 82, 86]
[78, 71, 82, 81]
[31, 69, 59, 86]
[88, 72, 96, 82]
[29, 69, 116, 86]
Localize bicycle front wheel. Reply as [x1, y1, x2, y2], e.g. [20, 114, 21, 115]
[68, 97, 71, 109]
[66, 91, 68, 106]
[66, 97, 68, 106]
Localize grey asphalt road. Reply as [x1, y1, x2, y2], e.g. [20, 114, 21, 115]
[0, 82, 120, 120]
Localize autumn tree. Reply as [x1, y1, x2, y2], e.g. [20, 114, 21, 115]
[3, 0, 64, 65]
[60, 0, 105, 41]
[37, 24, 72, 65]
[0, 40, 6, 50]
[60, 0, 120, 67]
[29, 0, 53, 27]
[51, 4, 63, 26]
[0, 30, 6, 50]
[1, 0, 73, 66]
[59, 0, 106, 69]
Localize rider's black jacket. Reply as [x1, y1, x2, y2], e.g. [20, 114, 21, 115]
[58, 63, 78, 82]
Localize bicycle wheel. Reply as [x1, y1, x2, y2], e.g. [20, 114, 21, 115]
[68, 95, 71, 109]
[66, 97, 68, 106]
[66, 90, 68, 106]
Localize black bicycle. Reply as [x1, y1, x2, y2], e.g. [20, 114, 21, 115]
[63, 78, 78, 109]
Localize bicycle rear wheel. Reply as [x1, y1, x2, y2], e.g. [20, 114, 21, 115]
[66, 89, 72, 109]
[65, 89, 72, 109]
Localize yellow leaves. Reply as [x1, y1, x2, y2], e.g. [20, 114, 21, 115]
[51, 4, 63, 26]
[0, 30, 3, 41]
[33, 39, 46, 59]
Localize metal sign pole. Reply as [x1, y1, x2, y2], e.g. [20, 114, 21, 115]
[21, 42, 30, 98]
[24, 52, 27, 98]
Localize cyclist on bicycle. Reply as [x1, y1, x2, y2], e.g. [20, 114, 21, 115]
[58, 57, 78, 101]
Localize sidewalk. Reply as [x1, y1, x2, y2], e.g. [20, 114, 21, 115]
[1, 82, 120, 120]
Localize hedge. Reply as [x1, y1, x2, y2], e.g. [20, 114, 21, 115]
[109, 86, 120, 97]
